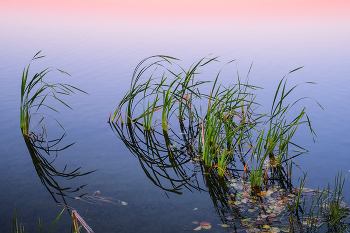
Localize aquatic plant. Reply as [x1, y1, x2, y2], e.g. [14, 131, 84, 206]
[111, 55, 320, 184]
[299, 171, 350, 232]
[12, 206, 93, 233]
[109, 55, 350, 232]
[20, 51, 87, 138]
[111, 56, 262, 178]
[19, 52, 95, 232]
[12, 206, 66, 233]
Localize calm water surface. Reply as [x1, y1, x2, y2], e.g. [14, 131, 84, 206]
[1, 1, 350, 232]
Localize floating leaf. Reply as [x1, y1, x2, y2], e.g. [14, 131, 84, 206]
[192, 221, 199, 224]
[241, 221, 249, 226]
[242, 193, 250, 198]
[263, 225, 271, 229]
[266, 190, 273, 196]
[269, 217, 280, 222]
[194, 226, 202, 231]
[271, 227, 281, 232]
[241, 218, 251, 222]
[202, 225, 211, 230]
[121, 201, 128, 205]
[254, 220, 265, 225]
[194, 208, 198, 210]
[220, 224, 230, 228]
[200, 222, 210, 226]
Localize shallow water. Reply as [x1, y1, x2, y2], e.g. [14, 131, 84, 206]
[1, 1, 350, 232]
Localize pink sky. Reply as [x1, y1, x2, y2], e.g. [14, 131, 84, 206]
[1, 0, 350, 22]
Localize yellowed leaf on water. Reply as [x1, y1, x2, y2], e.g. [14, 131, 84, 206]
[194, 226, 202, 231]
[220, 224, 230, 228]
[202, 225, 211, 230]
[241, 198, 248, 204]
[266, 190, 273, 196]
[263, 225, 271, 229]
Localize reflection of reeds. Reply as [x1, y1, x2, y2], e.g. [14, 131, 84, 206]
[20, 51, 87, 138]
[23, 134, 95, 209]
[110, 121, 203, 194]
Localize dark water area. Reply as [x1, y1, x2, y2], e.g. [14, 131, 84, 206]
[1, 1, 350, 232]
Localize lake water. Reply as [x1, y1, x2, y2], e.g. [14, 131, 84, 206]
[1, 1, 350, 232]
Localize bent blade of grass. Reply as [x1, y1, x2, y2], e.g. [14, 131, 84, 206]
[48, 208, 65, 233]
[20, 52, 88, 137]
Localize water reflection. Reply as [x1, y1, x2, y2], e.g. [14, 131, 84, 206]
[110, 121, 204, 195]
[110, 119, 305, 231]
[23, 132, 95, 211]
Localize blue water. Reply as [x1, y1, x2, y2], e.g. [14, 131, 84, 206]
[1, 10, 350, 232]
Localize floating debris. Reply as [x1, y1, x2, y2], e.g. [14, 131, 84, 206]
[75, 193, 128, 206]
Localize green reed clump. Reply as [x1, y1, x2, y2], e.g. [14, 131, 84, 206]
[248, 70, 322, 189]
[287, 171, 350, 232]
[112, 56, 321, 180]
[20, 51, 87, 138]
[306, 172, 349, 232]
[198, 77, 257, 169]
